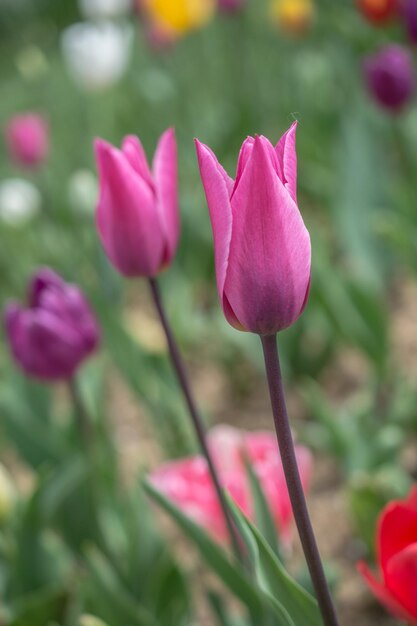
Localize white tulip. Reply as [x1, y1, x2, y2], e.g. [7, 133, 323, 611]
[0, 178, 41, 226]
[61, 21, 133, 92]
[78, 0, 132, 19]
[68, 169, 98, 215]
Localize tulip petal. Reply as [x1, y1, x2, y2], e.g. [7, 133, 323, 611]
[225, 135, 311, 334]
[153, 128, 180, 264]
[358, 562, 417, 624]
[28, 268, 64, 308]
[95, 139, 165, 276]
[122, 135, 154, 190]
[385, 544, 417, 622]
[194, 139, 234, 301]
[276, 121, 298, 202]
[232, 136, 255, 197]
[378, 502, 417, 571]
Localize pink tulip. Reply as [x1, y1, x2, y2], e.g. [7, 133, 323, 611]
[150, 425, 313, 543]
[5, 114, 49, 169]
[195, 124, 311, 335]
[94, 128, 179, 277]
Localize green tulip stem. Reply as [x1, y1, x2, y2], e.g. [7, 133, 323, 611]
[148, 277, 244, 564]
[260, 334, 340, 626]
[68, 376, 92, 448]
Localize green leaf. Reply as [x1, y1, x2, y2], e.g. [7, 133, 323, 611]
[143, 481, 263, 615]
[9, 585, 68, 626]
[225, 495, 323, 626]
[84, 546, 158, 626]
[244, 458, 280, 558]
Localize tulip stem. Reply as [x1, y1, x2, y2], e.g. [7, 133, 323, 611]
[68, 377, 92, 448]
[148, 277, 243, 563]
[260, 334, 339, 626]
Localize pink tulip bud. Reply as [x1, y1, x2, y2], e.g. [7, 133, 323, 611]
[4, 268, 99, 381]
[150, 425, 313, 543]
[94, 129, 179, 277]
[5, 114, 49, 169]
[195, 124, 311, 335]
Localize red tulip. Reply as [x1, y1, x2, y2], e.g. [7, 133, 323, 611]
[358, 485, 417, 625]
[357, 0, 398, 24]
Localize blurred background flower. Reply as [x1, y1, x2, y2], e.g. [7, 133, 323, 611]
[61, 21, 133, 91]
[5, 113, 49, 169]
[4, 268, 100, 381]
[270, 0, 315, 35]
[78, 0, 132, 20]
[356, 0, 398, 24]
[0, 178, 41, 225]
[142, 0, 216, 35]
[363, 45, 416, 112]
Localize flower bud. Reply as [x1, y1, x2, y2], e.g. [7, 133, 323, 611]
[363, 45, 416, 112]
[271, 0, 315, 36]
[357, 0, 398, 24]
[196, 124, 311, 335]
[94, 129, 179, 277]
[0, 178, 41, 226]
[142, 0, 215, 35]
[4, 268, 100, 381]
[61, 22, 133, 92]
[5, 113, 49, 169]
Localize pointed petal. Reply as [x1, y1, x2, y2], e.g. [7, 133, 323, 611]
[358, 562, 417, 624]
[95, 138, 165, 277]
[195, 139, 234, 303]
[276, 121, 298, 202]
[153, 128, 179, 264]
[385, 544, 417, 622]
[378, 502, 417, 571]
[225, 135, 311, 334]
[121, 135, 154, 190]
[28, 268, 64, 307]
[232, 136, 255, 197]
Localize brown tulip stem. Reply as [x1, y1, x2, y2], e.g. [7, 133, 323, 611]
[148, 277, 243, 563]
[68, 377, 92, 448]
[260, 334, 339, 626]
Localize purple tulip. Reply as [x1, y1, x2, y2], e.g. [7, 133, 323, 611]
[94, 129, 179, 278]
[363, 45, 416, 112]
[4, 268, 99, 381]
[195, 123, 311, 335]
[403, 0, 417, 44]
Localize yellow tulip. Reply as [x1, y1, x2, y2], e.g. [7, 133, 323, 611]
[144, 0, 215, 35]
[271, 0, 315, 36]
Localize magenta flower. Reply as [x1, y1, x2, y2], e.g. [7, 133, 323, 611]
[94, 129, 179, 277]
[5, 113, 49, 169]
[4, 268, 99, 381]
[150, 425, 313, 543]
[195, 124, 311, 335]
[363, 45, 416, 112]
